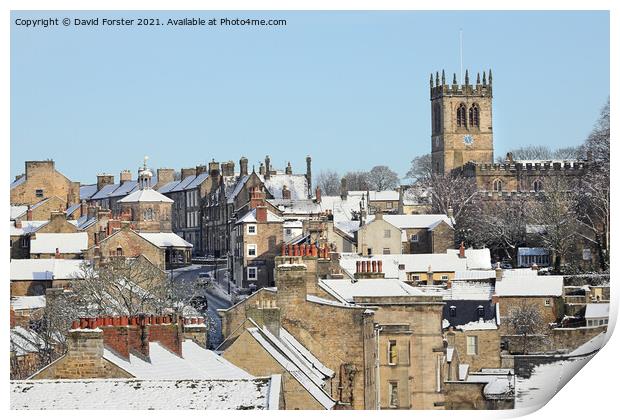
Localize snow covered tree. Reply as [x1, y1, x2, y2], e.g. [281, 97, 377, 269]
[405, 153, 432, 183]
[366, 165, 400, 191]
[506, 300, 549, 354]
[315, 170, 341, 195]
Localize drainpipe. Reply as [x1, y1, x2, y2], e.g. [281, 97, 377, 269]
[375, 325, 382, 410]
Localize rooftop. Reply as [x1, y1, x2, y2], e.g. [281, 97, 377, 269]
[29, 232, 89, 254]
[10, 259, 85, 281]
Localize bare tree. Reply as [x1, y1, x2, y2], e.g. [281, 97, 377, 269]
[506, 300, 550, 354]
[366, 165, 400, 191]
[405, 154, 432, 183]
[421, 172, 479, 245]
[315, 170, 340, 195]
[496, 145, 580, 163]
[342, 171, 369, 191]
[474, 196, 530, 262]
[529, 177, 579, 271]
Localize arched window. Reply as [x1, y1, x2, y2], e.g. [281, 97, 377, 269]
[533, 180, 543, 192]
[469, 103, 480, 128]
[433, 103, 442, 133]
[116, 246, 123, 256]
[493, 179, 503, 192]
[457, 103, 467, 127]
[144, 208, 153, 220]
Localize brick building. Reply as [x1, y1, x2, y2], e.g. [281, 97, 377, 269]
[10, 160, 80, 209]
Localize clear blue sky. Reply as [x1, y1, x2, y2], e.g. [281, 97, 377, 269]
[10, 10, 609, 184]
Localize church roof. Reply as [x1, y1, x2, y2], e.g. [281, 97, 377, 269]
[118, 188, 173, 203]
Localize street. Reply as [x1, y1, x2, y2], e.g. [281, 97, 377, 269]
[171, 264, 233, 348]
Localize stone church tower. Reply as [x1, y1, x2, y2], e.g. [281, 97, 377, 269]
[430, 69, 494, 174]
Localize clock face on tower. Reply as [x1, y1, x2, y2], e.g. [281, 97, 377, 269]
[463, 135, 474, 146]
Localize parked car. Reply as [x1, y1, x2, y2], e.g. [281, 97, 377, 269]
[189, 295, 209, 313]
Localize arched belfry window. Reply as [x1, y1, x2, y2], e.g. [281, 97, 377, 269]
[493, 179, 503, 192]
[433, 103, 442, 133]
[457, 103, 467, 128]
[533, 180, 543, 192]
[469, 103, 480, 128]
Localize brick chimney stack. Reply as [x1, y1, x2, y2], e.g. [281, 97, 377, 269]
[157, 168, 175, 187]
[459, 241, 465, 258]
[120, 170, 132, 183]
[306, 156, 312, 198]
[26, 207, 33, 221]
[285, 162, 292, 175]
[282, 185, 291, 200]
[264, 155, 271, 179]
[315, 186, 321, 204]
[340, 178, 348, 200]
[97, 174, 115, 191]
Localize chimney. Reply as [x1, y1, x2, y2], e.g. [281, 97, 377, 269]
[208, 160, 219, 177]
[340, 178, 348, 200]
[306, 156, 312, 198]
[120, 170, 132, 183]
[259, 162, 265, 176]
[285, 162, 292, 175]
[221, 161, 235, 177]
[256, 206, 267, 223]
[495, 262, 503, 282]
[315, 186, 321, 204]
[447, 207, 454, 220]
[97, 174, 115, 191]
[282, 185, 291, 200]
[247, 306, 281, 339]
[196, 165, 208, 176]
[183, 317, 209, 348]
[375, 210, 383, 220]
[275, 260, 308, 309]
[459, 242, 465, 258]
[181, 167, 196, 179]
[240, 157, 249, 177]
[65, 326, 107, 376]
[264, 156, 271, 179]
[157, 168, 175, 187]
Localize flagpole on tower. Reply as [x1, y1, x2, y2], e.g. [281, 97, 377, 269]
[459, 29, 463, 85]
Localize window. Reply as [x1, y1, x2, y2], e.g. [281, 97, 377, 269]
[384, 229, 391, 238]
[441, 274, 449, 280]
[493, 179, 503, 192]
[388, 340, 398, 365]
[466, 336, 478, 355]
[247, 224, 257, 235]
[477, 306, 485, 318]
[383, 248, 391, 255]
[386, 202, 393, 209]
[21, 237, 28, 248]
[247, 267, 257, 280]
[449, 306, 456, 317]
[116, 246, 123, 257]
[247, 244, 257, 257]
[410, 234, 419, 242]
[544, 298, 552, 307]
[533, 180, 543, 192]
[412, 275, 420, 281]
[285, 228, 292, 235]
[469, 103, 480, 128]
[456, 103, 467, 128]
[388, 382, 399, 408]
[35, 189, 44, 198]
[433, 102, 442, 134]
[145, 208, 153, 221]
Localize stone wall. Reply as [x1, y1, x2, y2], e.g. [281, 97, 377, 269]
[446, 328, 501, 372]
[11, 161, 80, 207]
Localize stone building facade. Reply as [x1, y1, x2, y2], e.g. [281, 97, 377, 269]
[11, 160, 80, 208]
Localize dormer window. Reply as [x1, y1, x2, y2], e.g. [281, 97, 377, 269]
[449, 306, 456, 317]
[477, 305, 485, 319]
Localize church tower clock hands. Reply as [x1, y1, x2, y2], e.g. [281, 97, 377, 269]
[430, 69, 494, 174]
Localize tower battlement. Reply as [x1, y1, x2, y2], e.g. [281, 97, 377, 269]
[430, 69, 492, 100]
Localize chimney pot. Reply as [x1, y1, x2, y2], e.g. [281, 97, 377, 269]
[459, 242, 465, 258]
[378, 260, 383, 273]
[356, 261, 361, 273]
[371, 260, 377, 273]
[71, 320, 79, 329]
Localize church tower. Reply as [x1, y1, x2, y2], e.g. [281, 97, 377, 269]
[430, 69, 494, 174]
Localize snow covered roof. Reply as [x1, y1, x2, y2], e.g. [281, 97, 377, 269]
[11, 295, 46, 311]
[185, 172, 210, 190]
[138, 232, 193, 248]
[585, 303, 609, 319]
[338, 253, 468, 279]
[348, 190, 400, 201]
[516, 333, 605, 410]
[29, 232, 88, 254]
[157, 180, 181, 194]
[10, 220, 47, 236]
[283, 220, 303, 228]
[90, 183, 120, 200]
[236, 208, 284, 224]
[359, 214, 453, 230]
[443, 281, 494, 300]
[262, 174, 308, 200]
[320, 278, 438, 303]
[118, 188, 173, 203]
[494, 270, 564, 297]
[109, 180, 139, 198]
[103, 340, 252, 380]
[10, 377, 277, 410]
[170, 175, 196, 192]
[454, 319, 498, 331]
[246, 324, 335, 409]
[10, 205, 28, 220]
[10, 259, 85, 281]
[11, 326, 45, 356]
[453, 270, 496, 281]
[446, 248, 492, 270]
